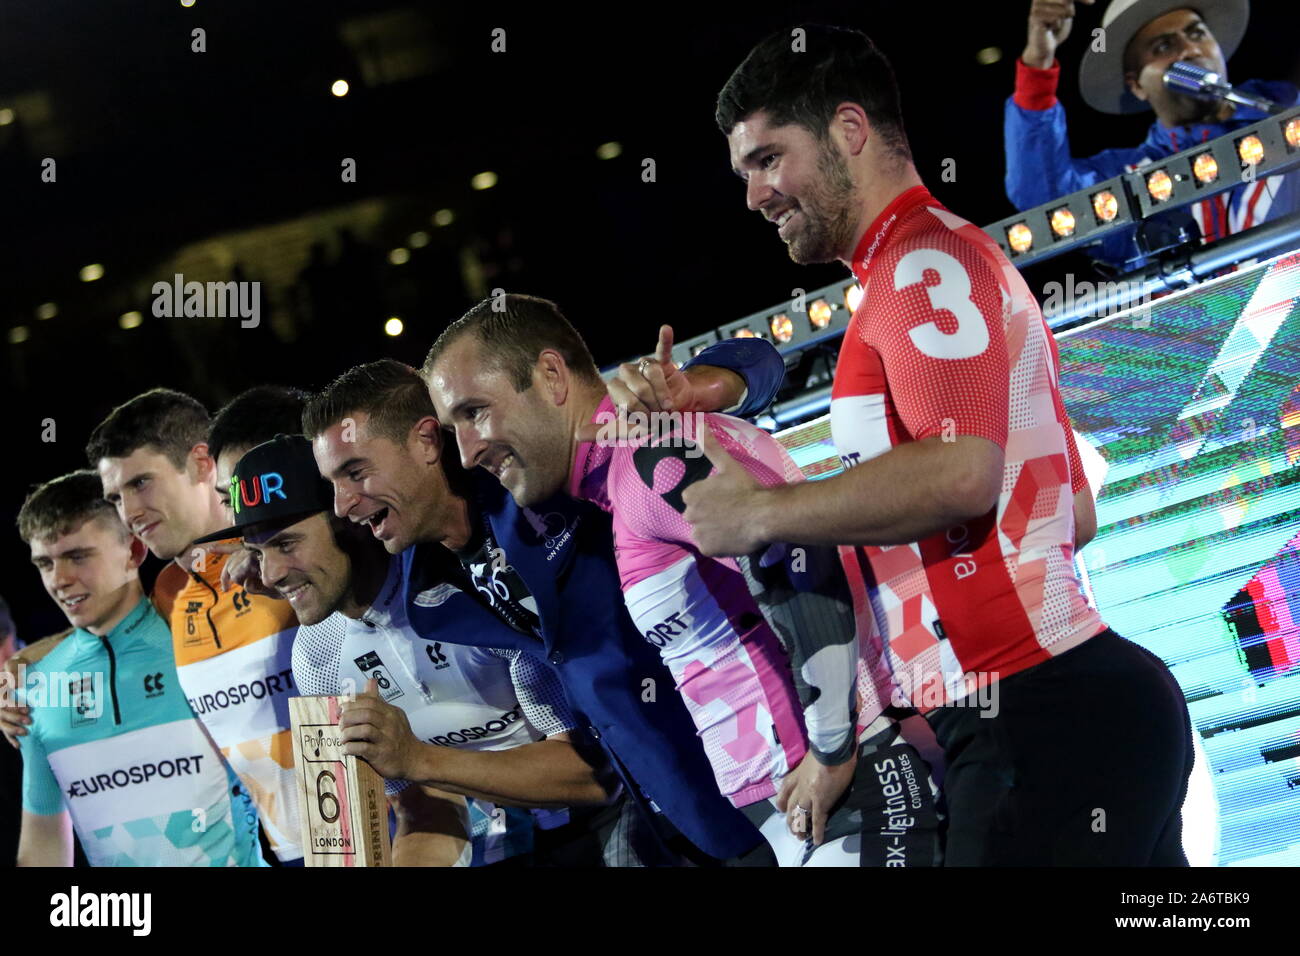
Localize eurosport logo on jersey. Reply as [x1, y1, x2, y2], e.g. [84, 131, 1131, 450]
[65, 754, 206, 799]
[427, 707, 522, 746]
[187, 667, 295, 715]
[0, 666, 104, 719]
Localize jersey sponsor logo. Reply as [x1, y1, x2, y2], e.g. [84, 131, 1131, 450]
[231, 589, 252, 614]
[425, 642, 451, 670]
[69, 675, 100, 726]
[858, 211, 898, 274]
[521, 508, 575, 559]
[65, 754, 206, 799]
[353, 651, 404, 702]
[427, 707, 522, 747]
[182, 600, 206, 647]
[415, 582, 460, 608]
[142, 672, 166, 698]
[644, 611, 689, 647]
[186, 667, 295, 715]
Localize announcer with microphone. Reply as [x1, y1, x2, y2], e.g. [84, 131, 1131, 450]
[1005, 0, 1299, 268]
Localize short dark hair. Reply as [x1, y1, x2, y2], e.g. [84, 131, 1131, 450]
[209, 385, 311, 464]
[423, 293, 602, 392]
[301, 359, 472, 497]
[716, 24, 911, 161]
[17, 470, 129, 545]
[302, 360, 435, 445]
[85, 388, 210, 472]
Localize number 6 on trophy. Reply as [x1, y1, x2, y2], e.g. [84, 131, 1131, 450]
[288, 695, 392, 866]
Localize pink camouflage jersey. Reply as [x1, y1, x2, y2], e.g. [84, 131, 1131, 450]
[571, 399, 862, 806]
[833, 184, 1107, 714]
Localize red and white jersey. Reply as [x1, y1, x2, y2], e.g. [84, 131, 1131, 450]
[834, 185, 1106, 715]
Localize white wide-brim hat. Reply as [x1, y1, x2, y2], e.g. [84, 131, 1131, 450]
[1079, 0, 1250, 114]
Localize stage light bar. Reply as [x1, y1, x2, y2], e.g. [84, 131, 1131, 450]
[1125, 104, 1300, 219]
[983, 104, 1300, 267]
[987, 174, 1134, 265]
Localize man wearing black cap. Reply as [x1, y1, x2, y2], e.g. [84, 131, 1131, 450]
[1007, 0, 1299, 268]
[205, 435, 618, 866]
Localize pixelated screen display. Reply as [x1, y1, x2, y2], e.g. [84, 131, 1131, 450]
[774, 251, 1300, 866]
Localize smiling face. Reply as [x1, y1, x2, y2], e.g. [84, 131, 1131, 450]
[728, 110, 859, 265]
[29, 517, 144, 635]
[425, 335, 573, 509]
[1124, 9, 1228, 124]
[243, 512, 350, 626]
[311, 411, 446, 554]
[98, 445, 216, 561]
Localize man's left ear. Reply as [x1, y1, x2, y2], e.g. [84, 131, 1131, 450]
[415, 416, 445, 464]
[537, 350, 570, 406]
[127, 533, 149, 570]
[834, 102, 870, 156]
[189, 442, 217, 484]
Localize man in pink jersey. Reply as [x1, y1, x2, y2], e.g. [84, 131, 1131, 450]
[683, 24, 1195, 865]
[419, 294, 937, 864]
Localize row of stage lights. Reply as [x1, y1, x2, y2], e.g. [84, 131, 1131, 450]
[661, 281, 865, 369]
[993, 107, 1300, 266]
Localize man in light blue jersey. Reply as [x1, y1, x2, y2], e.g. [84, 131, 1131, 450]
[13, 471, 265, 866]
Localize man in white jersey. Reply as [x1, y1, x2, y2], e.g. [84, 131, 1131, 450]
[204, 435, 618, 865]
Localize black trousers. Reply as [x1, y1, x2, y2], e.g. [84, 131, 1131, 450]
[925, 629, 1195, 866]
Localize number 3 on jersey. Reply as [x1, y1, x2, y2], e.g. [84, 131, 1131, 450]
[894, 248, 989, 360]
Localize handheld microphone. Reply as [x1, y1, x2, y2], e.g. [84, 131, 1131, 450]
[1163, 61, 1285, 114]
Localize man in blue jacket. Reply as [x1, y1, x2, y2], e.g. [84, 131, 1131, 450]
[1005, 0, 1298, 269]
[304, 334, 788, 864]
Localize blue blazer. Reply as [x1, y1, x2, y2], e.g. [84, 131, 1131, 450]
[405, 480, 763, 860]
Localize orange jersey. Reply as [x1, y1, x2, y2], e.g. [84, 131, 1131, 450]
[165, 546, 302, 862]
[834, 186, 1105, 717]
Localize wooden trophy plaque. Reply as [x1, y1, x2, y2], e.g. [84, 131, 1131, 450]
[289, 695, 392, 867]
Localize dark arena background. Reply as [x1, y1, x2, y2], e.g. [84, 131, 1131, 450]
[3, 0, 1300, 885]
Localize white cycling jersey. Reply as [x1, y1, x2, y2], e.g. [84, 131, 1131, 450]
[291, 553, 576, 865]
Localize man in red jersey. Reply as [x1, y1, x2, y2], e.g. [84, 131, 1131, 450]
[685, 23, 1194, 865]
